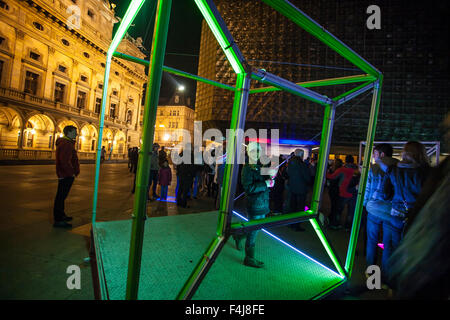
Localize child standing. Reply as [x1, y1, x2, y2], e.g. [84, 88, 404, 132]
[158, 160, 172, 200]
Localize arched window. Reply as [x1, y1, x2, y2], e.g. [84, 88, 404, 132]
[33, 22, 44, 31]
[0, 1, 10, 10]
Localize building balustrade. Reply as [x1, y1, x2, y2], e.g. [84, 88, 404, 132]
[0, 86, 129, 127]
[0, 148, 127, 161]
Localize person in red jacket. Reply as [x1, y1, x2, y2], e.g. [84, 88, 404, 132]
[326, 155, 359, 230]
[53, 125, 80, 228]
[158, 160, 172, 200]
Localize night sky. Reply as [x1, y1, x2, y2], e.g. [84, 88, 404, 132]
[110, 1, 203, 103]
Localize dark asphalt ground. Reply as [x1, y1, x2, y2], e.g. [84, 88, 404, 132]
[0, 163, 389, 300]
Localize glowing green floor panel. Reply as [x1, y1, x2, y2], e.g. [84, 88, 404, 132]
[94, 211, 343, 300]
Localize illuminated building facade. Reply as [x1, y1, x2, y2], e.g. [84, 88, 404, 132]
[0, 0, 147, 161]
[154, 92, 194, 149]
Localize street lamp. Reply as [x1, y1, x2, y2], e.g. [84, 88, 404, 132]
[177, 85, 185, 92]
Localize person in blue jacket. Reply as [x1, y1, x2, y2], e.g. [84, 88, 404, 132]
[376, 141, 430, 283]
[234, 142, 277, 268]
[363, 143, 398, 279]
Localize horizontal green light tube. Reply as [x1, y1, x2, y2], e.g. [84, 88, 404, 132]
[112, 51, 235, 91]
[250, 71, 332, 106]
[194, 0, 244, 74]
[333, 81, 374, 102]
[332, 81, 376, 106]
[107, 0, 146, 58]
[163, 66, 236, 91]
[261, 0, 381, 78]
[249, 74, 376, 94]
[230, 210, 315, 231]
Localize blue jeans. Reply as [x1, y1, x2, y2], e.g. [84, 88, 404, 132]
[160, 185, 168, 200]
[366, 213, 390, 274]
[193, 174, 199, 197]
[383, 216, 405, 282]
[148, 170, 158, 196]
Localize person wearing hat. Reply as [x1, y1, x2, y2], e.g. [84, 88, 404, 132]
[235, 141, 277, 268]
[148, 143, 160, 200]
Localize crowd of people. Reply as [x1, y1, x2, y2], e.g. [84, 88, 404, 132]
[127, 142, 229, 208]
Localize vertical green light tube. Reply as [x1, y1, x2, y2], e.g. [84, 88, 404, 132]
[310, 104, 335, 214]
[345, 77, 383, 277]
[92, 0, 146, 225]
[308, 104, 346, 277]
[125, 0, 172, 300]
[217, 73, 250, 236]
[91, 54, 112, 226]
[175, 74, 250, 300]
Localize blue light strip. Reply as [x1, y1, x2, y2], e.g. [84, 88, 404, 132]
[279, 139, 319, 146]
[156, 196, 177, 203]
[232, 210, 344, 279]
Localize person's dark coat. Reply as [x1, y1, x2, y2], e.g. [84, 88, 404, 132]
[131, 148, 139, 173]
[176, 151, 196, 181]
[386, 162, 429, 217]
[158, 149, 167, 167]
[55, 137, 80, 178]
[287, 156, 311, 195]
[388, 157, 449, 299]
[241, 164, 270, 216]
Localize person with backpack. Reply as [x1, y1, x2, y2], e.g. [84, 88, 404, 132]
[376, 141, 430, 285]
[363, 143, 399, 280]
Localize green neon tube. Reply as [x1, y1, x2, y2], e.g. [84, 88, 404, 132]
[345, 77, 383, 277]
[307, 104, 346, 278]
[163, 65, 236, 91]
[92, 1, 145, 226]
[125, 0, 172, 300]
[249, 74, 376, 94]
[194, 0, 244, 74]
[310, 104, 335, 213]
[332, 81, 374, 103]
[230, 210, 315, 231]
[107, 0, 146, 58]
[216, 73, 250, 236]
[92, 54, 113, 225]
[309, 218, 346, 277]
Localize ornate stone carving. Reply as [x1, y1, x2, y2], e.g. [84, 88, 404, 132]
[16, 29, 25, 40]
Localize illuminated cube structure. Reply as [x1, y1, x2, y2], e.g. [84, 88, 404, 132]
[90, 0, 383, 300]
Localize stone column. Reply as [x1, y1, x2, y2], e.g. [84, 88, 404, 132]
[10, 30, 25, 90]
